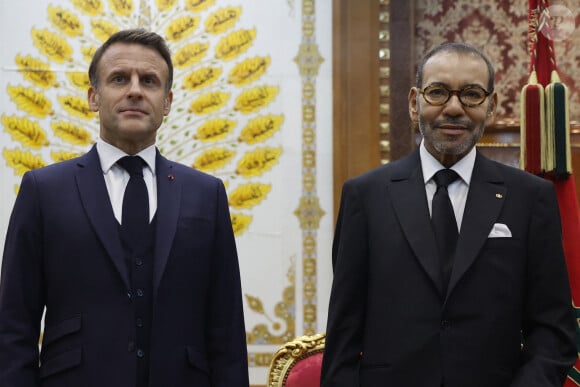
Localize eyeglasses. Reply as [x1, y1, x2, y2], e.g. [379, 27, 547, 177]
[419, 84, 492, 107]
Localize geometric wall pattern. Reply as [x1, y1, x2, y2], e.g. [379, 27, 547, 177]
[415, 0, 580, 125]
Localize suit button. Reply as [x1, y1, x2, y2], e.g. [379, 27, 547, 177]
[136, 288, 144, 297]
[441, 320, 451, 330]
[135, 257, 143, 266]
[136, 318, 144, 328]
[137, 349, 145, 358]
[128, 341, 135, 352]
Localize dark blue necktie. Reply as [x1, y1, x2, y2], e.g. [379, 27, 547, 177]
[117, 156, 149, 248]
[431, 169, 459, 294]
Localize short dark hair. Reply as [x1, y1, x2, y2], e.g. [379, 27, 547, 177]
[415, 42, 495, 92]
[88, 28, 173, 93]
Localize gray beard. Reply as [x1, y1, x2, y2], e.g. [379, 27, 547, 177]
[418, 118, 484, 156]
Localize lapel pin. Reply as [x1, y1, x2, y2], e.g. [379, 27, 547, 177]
[168, 174, 174, 181]
[496, 193, 503, 198]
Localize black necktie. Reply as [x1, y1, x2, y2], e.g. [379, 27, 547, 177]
[431, 169, 459, 294]
[118, 156, 149, 248]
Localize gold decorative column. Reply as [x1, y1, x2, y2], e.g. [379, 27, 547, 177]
[293, 0, 325, 335]
[379, 0, 391, 164]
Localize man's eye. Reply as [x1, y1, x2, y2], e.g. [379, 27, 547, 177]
[112, 76, 125, 83]
[427, 88, 446, 97]
[463, 90, 484, 99]
[142, 77, 157, 86]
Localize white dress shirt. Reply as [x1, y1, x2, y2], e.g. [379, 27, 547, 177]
[420, 140, 475, 231]
[96, 139, 157, 224]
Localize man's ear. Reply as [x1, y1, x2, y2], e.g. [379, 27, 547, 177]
[88, 86, 99, 112]
[408, 87, 419, 123]
[485, 91, 498, 126]
[163, 91, 173, 115]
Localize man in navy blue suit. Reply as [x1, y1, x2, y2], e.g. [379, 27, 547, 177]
[321, 42, 577, 387]
[0, 29, 249, 387]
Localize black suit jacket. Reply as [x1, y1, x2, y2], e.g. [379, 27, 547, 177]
[0, 145, 249, 387]
[321, 149, 576, 387]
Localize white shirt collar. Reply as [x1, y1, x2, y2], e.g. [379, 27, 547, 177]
[419, 139, 476, 185]
[96, 138, 156, 174]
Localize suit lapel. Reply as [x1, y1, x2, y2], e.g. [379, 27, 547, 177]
[153, 152, 180, 296]
[447, 152, 506, 298]
[388, 150, 444, 294]
[75, 146, 130, 289]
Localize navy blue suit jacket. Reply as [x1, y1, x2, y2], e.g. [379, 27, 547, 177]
[321, 149, 576, 387]
[0, 145, 249, 387]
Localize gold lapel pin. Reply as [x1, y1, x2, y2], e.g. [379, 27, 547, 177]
[496, 193, 503, 198]
[168, 174, 174, 181]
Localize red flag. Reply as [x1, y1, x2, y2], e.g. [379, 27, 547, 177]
[555, 178, 580, 387]
[523, 1, 580, 385]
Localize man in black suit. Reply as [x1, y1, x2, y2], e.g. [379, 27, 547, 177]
[0, 29, 249, 387]
[321, 42, 577, 387]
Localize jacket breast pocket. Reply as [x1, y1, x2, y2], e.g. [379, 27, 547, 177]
[172, 217, 213, 259]
[177, 216, 211, 233]
[483, 236, 521, 250]
[480, 237, 525, 278]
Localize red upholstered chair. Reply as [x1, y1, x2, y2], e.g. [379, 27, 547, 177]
[267, 333, 325, 387]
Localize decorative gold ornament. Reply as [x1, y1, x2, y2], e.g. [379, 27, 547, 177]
[266, 332, 326, 387]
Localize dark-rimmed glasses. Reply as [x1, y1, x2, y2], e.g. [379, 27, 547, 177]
[419, 84, 492, 107]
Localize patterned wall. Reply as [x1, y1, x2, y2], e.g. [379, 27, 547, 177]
[415, 0, 580, 125]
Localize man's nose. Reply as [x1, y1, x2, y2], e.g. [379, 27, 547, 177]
[127, 76, 142, 96]
[442, 93, 464, 114]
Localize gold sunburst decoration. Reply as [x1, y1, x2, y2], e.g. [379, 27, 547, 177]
[2, 0, 286, 238]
